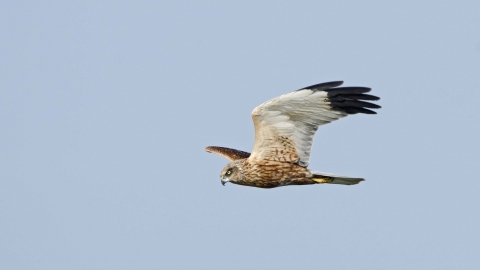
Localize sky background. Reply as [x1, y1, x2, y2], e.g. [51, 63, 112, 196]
[1, 1, 480, 269]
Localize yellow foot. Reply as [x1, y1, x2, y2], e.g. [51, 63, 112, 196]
[312, 177, 334, 184]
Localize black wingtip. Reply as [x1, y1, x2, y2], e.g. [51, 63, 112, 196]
[331, 100, 381, 109]
[298, 81, 381, 115]
[325, 87, 372, 95]
[341, 107, 378, 114]
[300, 81, 344, 91]
[325, 85, 381, 115]
[338, 94, 380, 101]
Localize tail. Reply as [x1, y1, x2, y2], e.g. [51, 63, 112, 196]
[311, 171, 364, 186]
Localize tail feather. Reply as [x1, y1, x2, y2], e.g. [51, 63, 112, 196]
[311, 171, 364, 186]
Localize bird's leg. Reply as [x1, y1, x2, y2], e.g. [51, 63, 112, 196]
[311, 176, 334, 184]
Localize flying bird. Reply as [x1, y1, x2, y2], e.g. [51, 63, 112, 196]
[205, 81, 380, 188]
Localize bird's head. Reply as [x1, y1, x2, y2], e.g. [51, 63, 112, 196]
[220, 162, 242, 186]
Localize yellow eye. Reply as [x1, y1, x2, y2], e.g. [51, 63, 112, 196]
[226, 170, 232, 175]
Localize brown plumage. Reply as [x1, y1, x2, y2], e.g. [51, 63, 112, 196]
[205, 81, 380, 189]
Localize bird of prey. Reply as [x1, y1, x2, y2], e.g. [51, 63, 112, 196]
[205, 81, 380, 188]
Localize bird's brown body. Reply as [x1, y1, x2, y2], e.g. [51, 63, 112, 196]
[205, 81, 380, 189]
[233, 159, 315, 188]
[209, 146, 339, 188]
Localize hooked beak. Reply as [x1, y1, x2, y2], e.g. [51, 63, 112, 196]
[220, 176, 228, 186]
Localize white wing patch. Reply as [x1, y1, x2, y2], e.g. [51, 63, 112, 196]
[250, 89, 347, 167]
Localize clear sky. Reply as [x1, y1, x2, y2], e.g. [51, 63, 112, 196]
[1, 1, 480, 269]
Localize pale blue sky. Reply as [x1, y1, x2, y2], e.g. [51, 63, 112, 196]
[1, 1, 480, 269]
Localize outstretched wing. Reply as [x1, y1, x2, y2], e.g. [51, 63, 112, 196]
[249, 81, 380, 167]
[205, 146, 251, 161]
